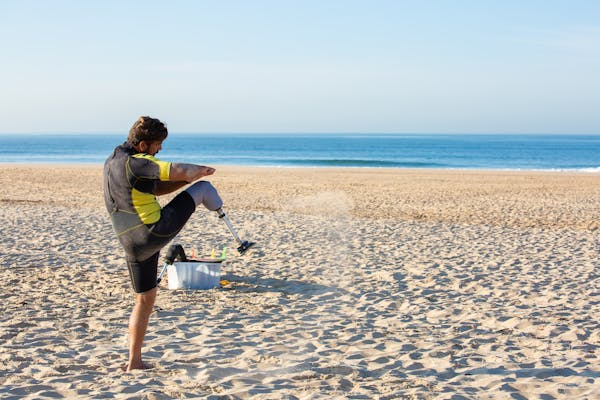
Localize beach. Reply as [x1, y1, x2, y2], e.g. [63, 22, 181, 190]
[0, 164, 598, 399]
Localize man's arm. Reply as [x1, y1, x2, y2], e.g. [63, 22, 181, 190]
[154, 163, 216, 196]
[169, 163, 216, 183]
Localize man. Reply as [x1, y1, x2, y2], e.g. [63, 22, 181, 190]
[103, 116, 223, 371]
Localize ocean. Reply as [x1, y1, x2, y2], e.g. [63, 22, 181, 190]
[0, 133, 598, 172]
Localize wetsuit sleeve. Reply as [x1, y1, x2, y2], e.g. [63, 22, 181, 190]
[130, 154, 171, 181]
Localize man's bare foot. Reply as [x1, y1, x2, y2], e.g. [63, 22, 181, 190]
[121, 362, 153, 372]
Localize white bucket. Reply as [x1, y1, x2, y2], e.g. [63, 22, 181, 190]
[166, 261, 221, 290]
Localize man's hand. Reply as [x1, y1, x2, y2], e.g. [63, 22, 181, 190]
[199, 166, 216, 177]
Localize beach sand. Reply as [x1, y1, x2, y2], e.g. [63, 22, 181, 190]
[0, 164, 598, 399]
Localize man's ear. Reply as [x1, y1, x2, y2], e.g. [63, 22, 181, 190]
[137, 141, 149, 153]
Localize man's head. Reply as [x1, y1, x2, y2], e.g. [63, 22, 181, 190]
[127, 116, 168, 155]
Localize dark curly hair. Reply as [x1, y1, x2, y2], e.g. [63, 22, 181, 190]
[127, 116, 168, 146]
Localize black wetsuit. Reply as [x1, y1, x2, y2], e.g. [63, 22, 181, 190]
[103, 142, 195, 293]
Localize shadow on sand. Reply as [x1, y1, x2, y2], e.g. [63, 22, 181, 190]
[221, 273, 349, 297]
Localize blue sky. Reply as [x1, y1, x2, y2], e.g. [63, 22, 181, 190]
[1, 1, 599, 134]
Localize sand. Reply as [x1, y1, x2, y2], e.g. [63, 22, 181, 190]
[0, 164, 598, 399]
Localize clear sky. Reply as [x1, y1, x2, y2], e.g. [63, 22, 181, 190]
[1, 1, 599, 134]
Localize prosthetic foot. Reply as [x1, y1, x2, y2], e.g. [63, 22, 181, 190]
[216, 208, 255, 254]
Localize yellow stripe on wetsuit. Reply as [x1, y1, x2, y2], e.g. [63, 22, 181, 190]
[130, 154, 171, 225]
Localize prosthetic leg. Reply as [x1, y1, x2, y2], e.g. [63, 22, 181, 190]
[216, 207, 254, 254]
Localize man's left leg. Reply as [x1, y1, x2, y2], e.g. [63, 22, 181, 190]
[148, 181, 222, 240]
